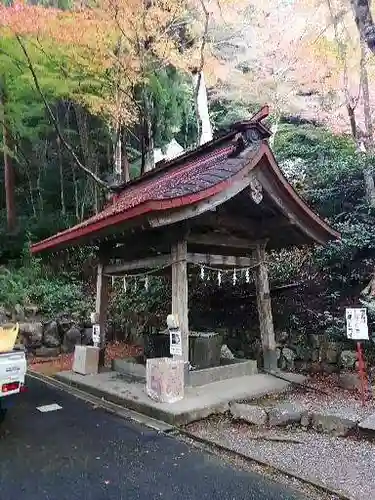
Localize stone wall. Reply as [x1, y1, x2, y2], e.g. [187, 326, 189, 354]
[218, 324, 373, 374]
[0, 305, 93, 356]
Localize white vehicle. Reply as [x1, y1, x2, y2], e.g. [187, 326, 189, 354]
[0, 325, 27, 421]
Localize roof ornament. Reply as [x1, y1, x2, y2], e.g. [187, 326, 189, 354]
[250, 178, 263, 204]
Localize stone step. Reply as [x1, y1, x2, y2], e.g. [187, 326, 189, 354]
[359, 412, 375, 431]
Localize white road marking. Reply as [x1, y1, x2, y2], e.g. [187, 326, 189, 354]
[36, 403, 62, 413]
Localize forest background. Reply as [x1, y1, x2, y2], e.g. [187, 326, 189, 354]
[1, 0, 375, 352]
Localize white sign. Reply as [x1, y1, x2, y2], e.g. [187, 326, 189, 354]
[346, 308, 369, 340]
[169, 328, 182, 356]
[92, 324, 101, 345]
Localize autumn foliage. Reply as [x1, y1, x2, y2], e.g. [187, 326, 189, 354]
[0, 0, 196, 125]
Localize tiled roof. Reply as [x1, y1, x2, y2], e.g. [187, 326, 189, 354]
[30, 107, 339, 254]
[31, 138, 259, 253]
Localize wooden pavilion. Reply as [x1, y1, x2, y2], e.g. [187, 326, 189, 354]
[31, 106, 340, 371]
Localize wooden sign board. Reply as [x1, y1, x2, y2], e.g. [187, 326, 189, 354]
[169, 328, 182, 356]
[92, 324, 100, 346]
[345, 308, 369, 340]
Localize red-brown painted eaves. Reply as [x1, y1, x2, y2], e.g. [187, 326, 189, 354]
[30, 177, 233, 254]
[261, 147, 340, 240]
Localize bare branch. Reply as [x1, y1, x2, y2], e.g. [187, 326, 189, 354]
[15, 35, 110, 191]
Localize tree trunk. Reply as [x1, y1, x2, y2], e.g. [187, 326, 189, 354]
[56, 135, 66, 216]
[74, 104, 101, 213]
[121, 127, 130, 183]
[113, 125, 122, 183]
[141, 88, 154, 174]
[72, 164, 79, 221]
[193, 71, 213, 146]
[351, 0, 375, 53]
[269, 114, 281, 148]
[0, 82, 16, 232]
[360, 26, 375, 206]
[26, 170, 36, 218]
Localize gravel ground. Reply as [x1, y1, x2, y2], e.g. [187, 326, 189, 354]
[179, 434, 342, 500]
[279, 389, 373, 422]
[186, 416, 375, 500]
[245, 375, 375, 422]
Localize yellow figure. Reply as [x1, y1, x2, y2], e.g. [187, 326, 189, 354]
[0, 323, 19, 353]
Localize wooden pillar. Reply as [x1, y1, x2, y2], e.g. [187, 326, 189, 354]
[171, 239, 189, 363]
[95, 262, 109, 368]
[254, 244, 277, 371]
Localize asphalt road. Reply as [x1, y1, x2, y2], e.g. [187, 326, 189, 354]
[0, 377, 305, 500]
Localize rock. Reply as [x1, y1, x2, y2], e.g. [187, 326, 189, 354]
[359, 412, 375, 431]
[43, 321, 61, 348]
[321, 362, 339, 374]
[339, 372, 361, 391]
[267, 403, 302, 426]
[278, 331, 289, 344]
[294, 360, 309, 372]
[309, 334, 324, 349]
[294, 345, 312, 362]
[34, 346, 60, 358]
[82, 327, 93, 346]
[324, 342, 341, 364]
[300, 412, 311, 427]
[230, 403, 267, 425]
[19, 322, 43, 347]
[282, 347, 295, 362]
[62, 325, 82, 353]
[311, 349, 320, 362]
[58, 318, 74, 335]
[305, 361, 322, 373]
[14, 304, 25, 321]
[24, 305, 39, 317]
[0, 306, 7, 324]
[340, 350, 357, 369]
[281, 347, 296, 370]
[310, 412, 356, 436]
[368, 366, 375, 383]
[221, 344, 235, 360]
[279, 355, 287, 370]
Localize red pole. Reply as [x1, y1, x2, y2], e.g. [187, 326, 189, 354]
[356, 341, 368, 406]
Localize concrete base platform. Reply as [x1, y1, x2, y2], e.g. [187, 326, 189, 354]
[112, 357, 258, 387]
[56, 370, 295, 426]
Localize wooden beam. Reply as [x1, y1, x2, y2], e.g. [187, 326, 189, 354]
[103, 254, 172, 275]
[107, 226, 187, 260]
[95, 262, 109, 368]
[187, 253, 256, 268]
[195, 212, 292, 237]
[171, 239, 189, 363]
[254, 244, 277, 371]
[187, 232, 263, 250]
[256, 170, 324, 245]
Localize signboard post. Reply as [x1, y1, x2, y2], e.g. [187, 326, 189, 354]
[92, 324, 100, 348]
[167, 314, 182, 358]
[345, 307, 369, 406]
